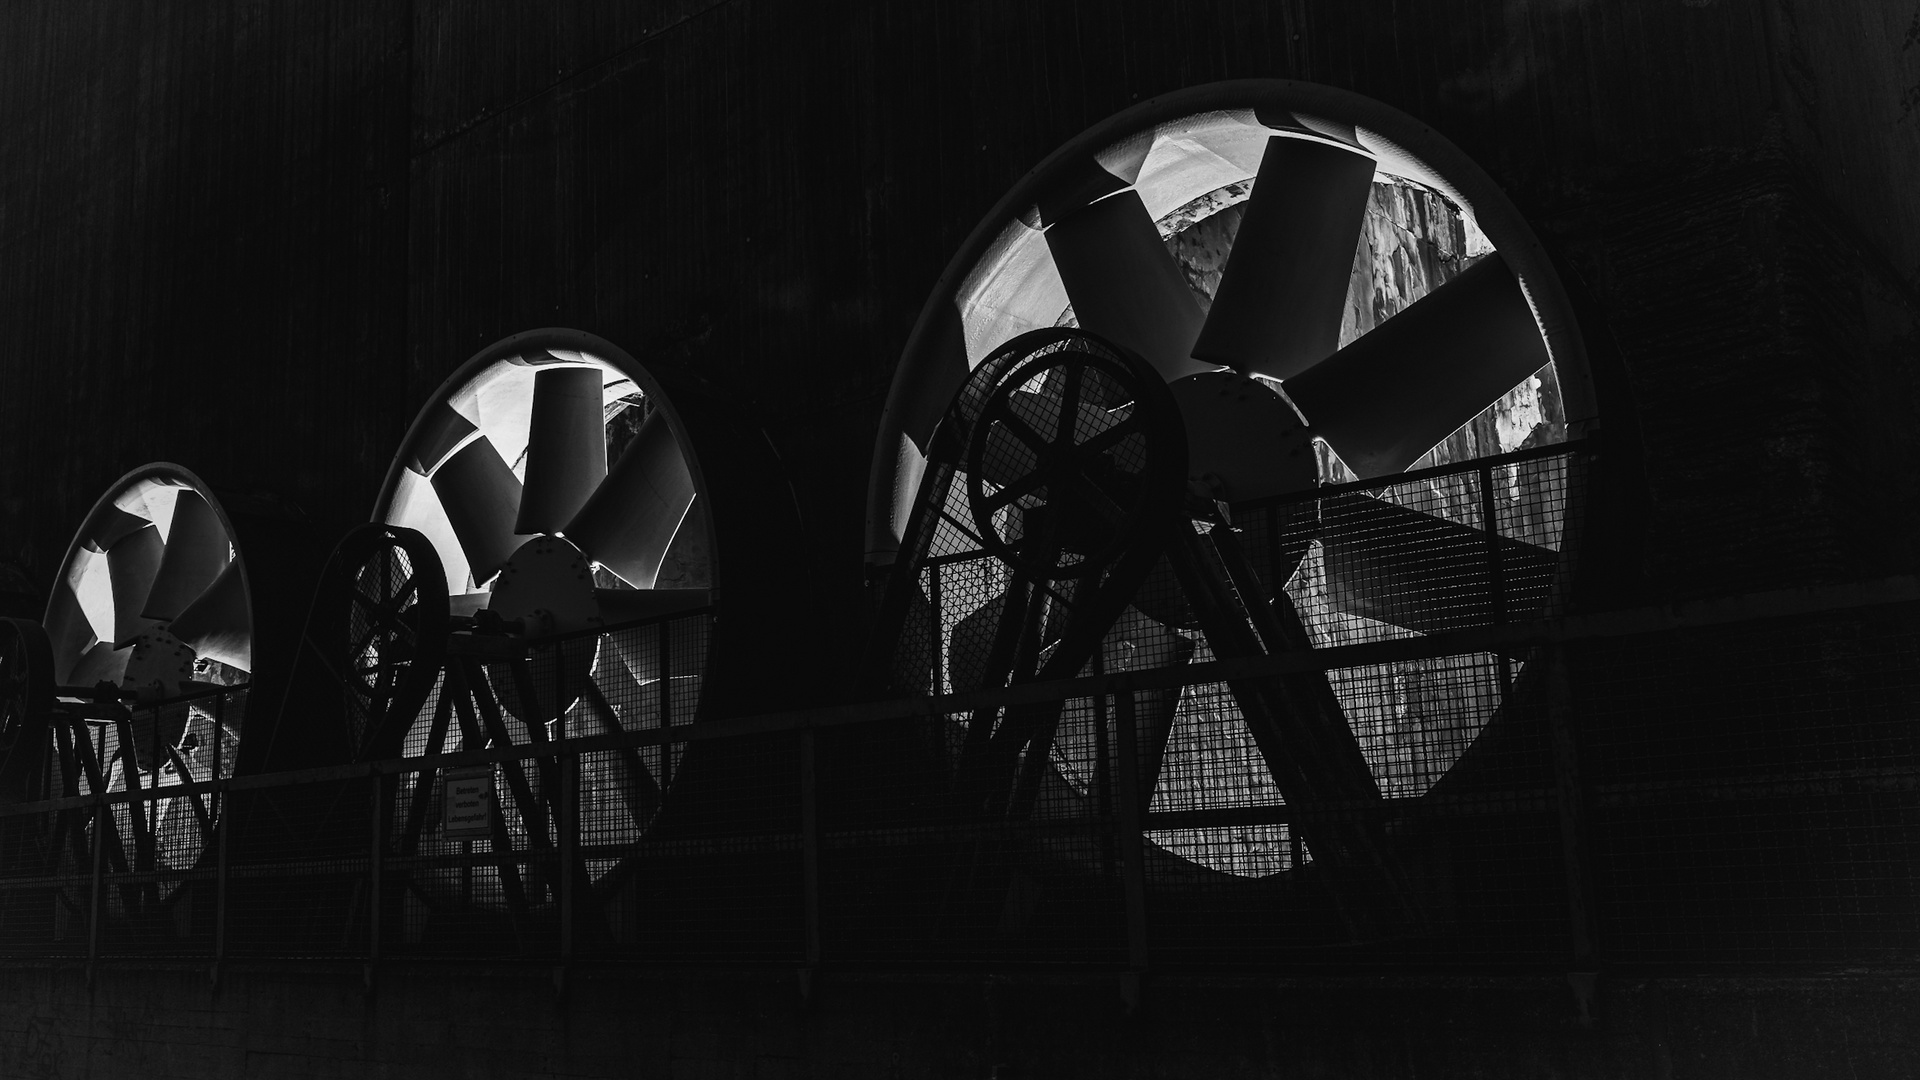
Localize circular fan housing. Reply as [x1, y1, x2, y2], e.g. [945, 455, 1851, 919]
[869, 82, 1597, 879]
[43, 464, 253, 765]
[25, 464, 254, 898]
[372, 329, 731, 918]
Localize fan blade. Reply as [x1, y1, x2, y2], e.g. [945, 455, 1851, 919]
[563, 410, 695, 590]
[140, 490, 230, 622]
[593, 588, 711, 627]
[45, 581, 98, 685]
[1283, 255, 1550, 478]
[947, 587, 1013, 695]
[515, 367, 608, 534]
[430, 436, 530, 587]
[449, 591, 491, 618]
[67, 640, 132, 689]
[651, 501, 713, 590]
[1045, 189, 1214, 383]
[409, 403, 480, 475]
[1319, 492, 1557, 633]
[86, 506, 152, 553]
[106, 526, 164, 646]
[167, 558, 252, 671]
[1103, 606, 1193, 799]
[1190, 137, 1376, 379]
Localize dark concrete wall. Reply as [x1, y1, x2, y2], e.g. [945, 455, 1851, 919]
[1, 962, 1915, 1079]
[3, 1, 1919, 1071]
[3, 0, 1916, 616]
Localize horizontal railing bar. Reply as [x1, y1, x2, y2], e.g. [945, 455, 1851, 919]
[0, 574, 1910, 821]
[1236, 439, 1592, 512]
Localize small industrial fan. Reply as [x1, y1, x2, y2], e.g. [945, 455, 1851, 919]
[868, 84, 1592, 914]
[0, 465, 252, 930]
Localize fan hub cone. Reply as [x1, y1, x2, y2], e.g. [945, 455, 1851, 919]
[486, 535, 600, 638]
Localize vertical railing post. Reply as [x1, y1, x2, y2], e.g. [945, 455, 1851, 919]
[800, 725, 821, 986]
[212, 773, 228, 988]
[1479, 463, 1514, 693]
[148, 703, 160, 846]
[368, 769, 384, 976]
[211, 692, 227, 991]
[928, 564, 944, 692]
[558, 724, 574, 968]
[658, 621, 673, 731]
[1112, 690, 1150, 1007]
[1547, 645, 1600, 1023]
[86, 795, 105, 985]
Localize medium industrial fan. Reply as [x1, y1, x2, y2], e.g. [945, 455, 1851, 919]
[298, 329, 810, 951]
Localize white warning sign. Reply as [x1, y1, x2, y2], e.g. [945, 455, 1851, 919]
[441, 766, 495, 840]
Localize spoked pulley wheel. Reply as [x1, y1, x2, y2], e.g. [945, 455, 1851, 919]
[964, 337, 1177, 583]
[328, 524, 450, 761]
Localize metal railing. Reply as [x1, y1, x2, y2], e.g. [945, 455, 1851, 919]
[1, 573, 1917, 974]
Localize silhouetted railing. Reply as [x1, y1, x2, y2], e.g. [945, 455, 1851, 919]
[2, 574, 1918, 973]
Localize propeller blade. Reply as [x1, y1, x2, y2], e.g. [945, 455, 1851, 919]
[449, 591, 491, 618]
[593, 588, 712, 628]
[67, 640, 132, 689]
[409, 403, 480, 475]
[1044, 189, 1214, 383]
[1102, 607, 1193, 799]
[947, 587, 1013, 695]
[563, 410, 695, 590]
[87, 506, 151, 553]
[1319, 492, 1557, 633]
[167, 559, 252, 671]
[515, 367, 608, 534]
[106, 526, 164, 646]
[1190, 137, 1377, 379]
[139, 490, 230, 622]
[430, 436, 530, 587]
[1283, 255, 1550, 478]
[45, 581, 98, 685]
[651, 501, 713, 590]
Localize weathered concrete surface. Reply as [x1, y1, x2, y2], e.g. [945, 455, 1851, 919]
[1, 962, 1915, 1079]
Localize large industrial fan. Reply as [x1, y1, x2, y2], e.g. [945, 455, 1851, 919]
[301, 329, 811, 950]
[865, 83, 1596, 947]
[0, 464, 253, 934]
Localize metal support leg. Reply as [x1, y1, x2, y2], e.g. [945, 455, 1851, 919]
[801, 727, 821, 982]
[212, 776, 228, 991]
[1113, 690, 1150, 1009]
[1547, 646, 1599, 1023]
[86, 797, 104, 987]
[558, 740, 575, 971]
[367, 771, 384, 991]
